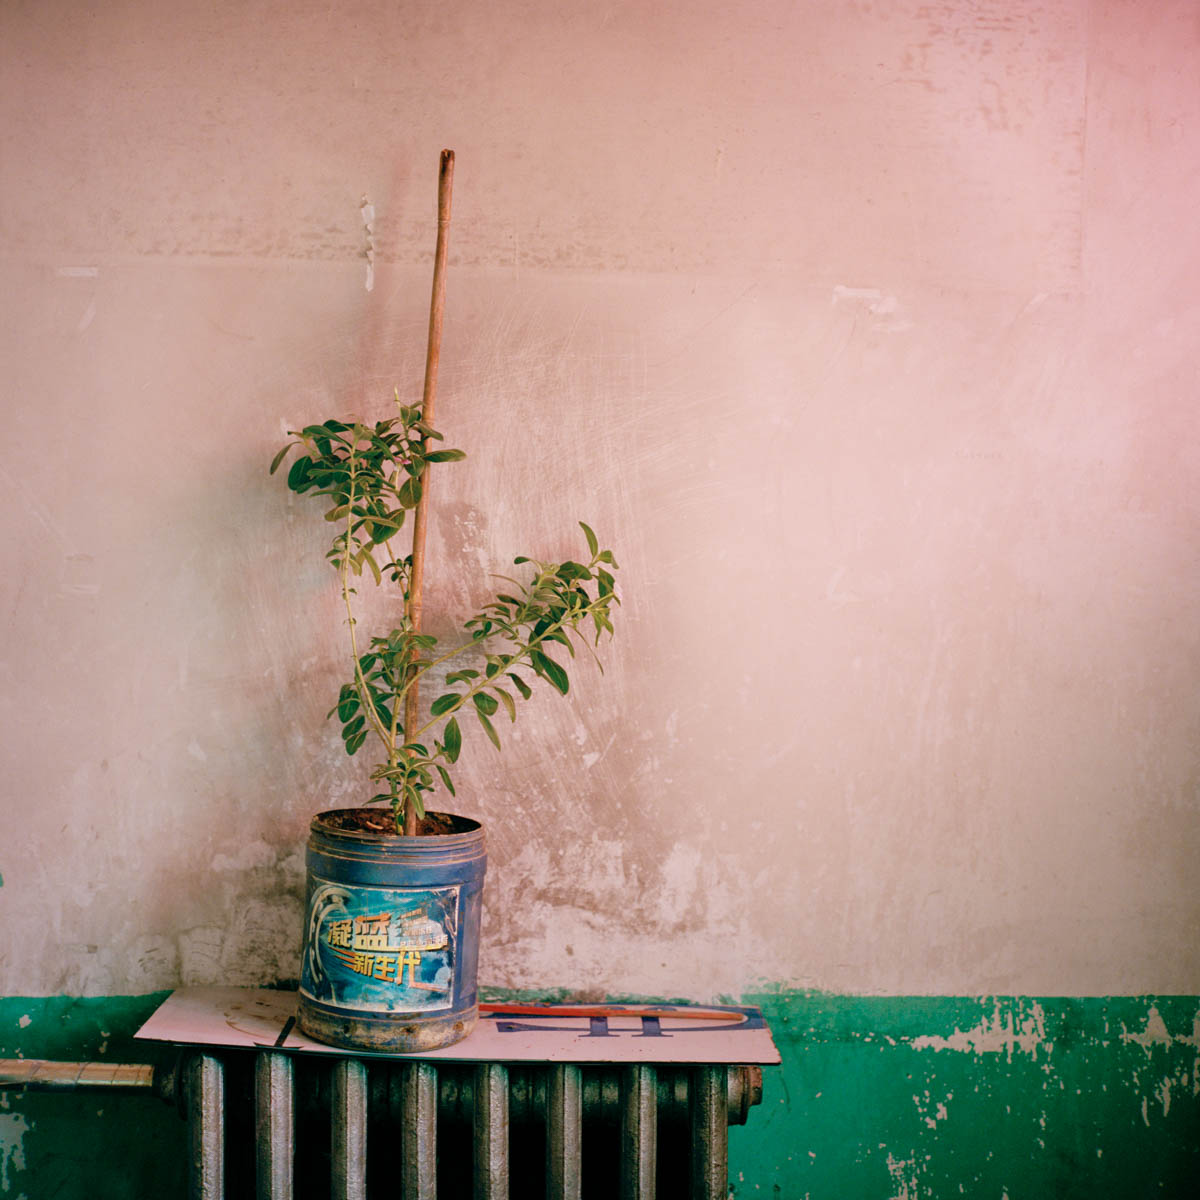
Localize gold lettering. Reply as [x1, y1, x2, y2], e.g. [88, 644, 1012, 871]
[397, 949, 422, 985]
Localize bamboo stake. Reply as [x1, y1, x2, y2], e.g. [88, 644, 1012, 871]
[404, 149, 455, 835]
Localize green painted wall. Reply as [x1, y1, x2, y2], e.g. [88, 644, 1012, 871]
[3, 993, 1198, 1198]
[0, 994, 184, 1199]
[735, 992, 1200, 1198]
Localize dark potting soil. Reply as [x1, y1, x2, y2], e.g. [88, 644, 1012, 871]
[318, 807, 471, 837]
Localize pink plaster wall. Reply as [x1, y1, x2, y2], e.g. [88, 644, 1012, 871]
[1, 0, 1198, 998]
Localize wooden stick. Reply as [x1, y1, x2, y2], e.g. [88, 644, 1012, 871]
[404, 149, 455, 836]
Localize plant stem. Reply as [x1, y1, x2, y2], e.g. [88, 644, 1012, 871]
[340, 454, 392, 758]
[378, 531, 406, 784]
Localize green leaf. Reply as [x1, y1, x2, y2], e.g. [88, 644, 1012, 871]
[443, 717, 462, 763]
[435, 764, 457, 795]
[494, 688, 517, 722]
[368, 513, 404, 542]
[473, 692, 498, 717]
[337, 694, 360, 722]
[475, 708, 501, 750]
[345, 728, 368, 755]
[358, 548, 381, 585]
[531, 650, 569, 695]
[580, 521, 599, 557]
[430, 693, 461, 717]
[546, 628, 574, 655]
[286, 455, 313, 491]
[398, 477, 423, 508]
[269, 444, 294, 475]
[424, 448, 467, 463]
[507, 673, 532, 700]
[558, 561, 590, 582]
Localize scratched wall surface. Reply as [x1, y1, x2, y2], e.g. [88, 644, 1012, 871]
[2, 0, 1199, 1009]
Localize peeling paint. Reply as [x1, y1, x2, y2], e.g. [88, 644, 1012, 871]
[1156, 1076, 1172, 1118]
[730, 992, 1200, 1197]
[0, 1110, 30, 1195]
[908, 1000, 1049, 1062]
[0, 995, 186, 1197]
[884, 1150, 922, 1200]
[1121, 1004, 1174, 1052]
[360, 195, 375, 292]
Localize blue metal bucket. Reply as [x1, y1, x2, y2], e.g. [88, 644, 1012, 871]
[297, 810, 486, 1052]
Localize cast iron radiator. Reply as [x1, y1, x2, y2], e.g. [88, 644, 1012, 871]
[190, 1051, 761, 1200]
[2, 1051, 762, 1199]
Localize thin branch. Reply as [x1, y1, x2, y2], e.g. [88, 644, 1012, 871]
[410, 592, 616, 743]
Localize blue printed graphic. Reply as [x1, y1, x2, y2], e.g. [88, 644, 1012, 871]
[300, 878, 459, 1012]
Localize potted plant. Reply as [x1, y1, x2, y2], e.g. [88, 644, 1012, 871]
[270, 152, 619, 1052]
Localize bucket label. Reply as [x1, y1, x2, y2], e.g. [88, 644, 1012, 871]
[300, 878, 460, 1013]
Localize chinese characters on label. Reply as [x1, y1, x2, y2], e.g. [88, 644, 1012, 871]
[300, 881, 459, 1013]
[325, 909, 448, 987]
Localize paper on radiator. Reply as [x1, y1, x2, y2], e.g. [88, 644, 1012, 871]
[136, 986, 780, 1064]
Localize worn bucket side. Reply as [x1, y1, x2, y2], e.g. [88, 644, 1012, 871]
[297, 810, 486, 1052]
